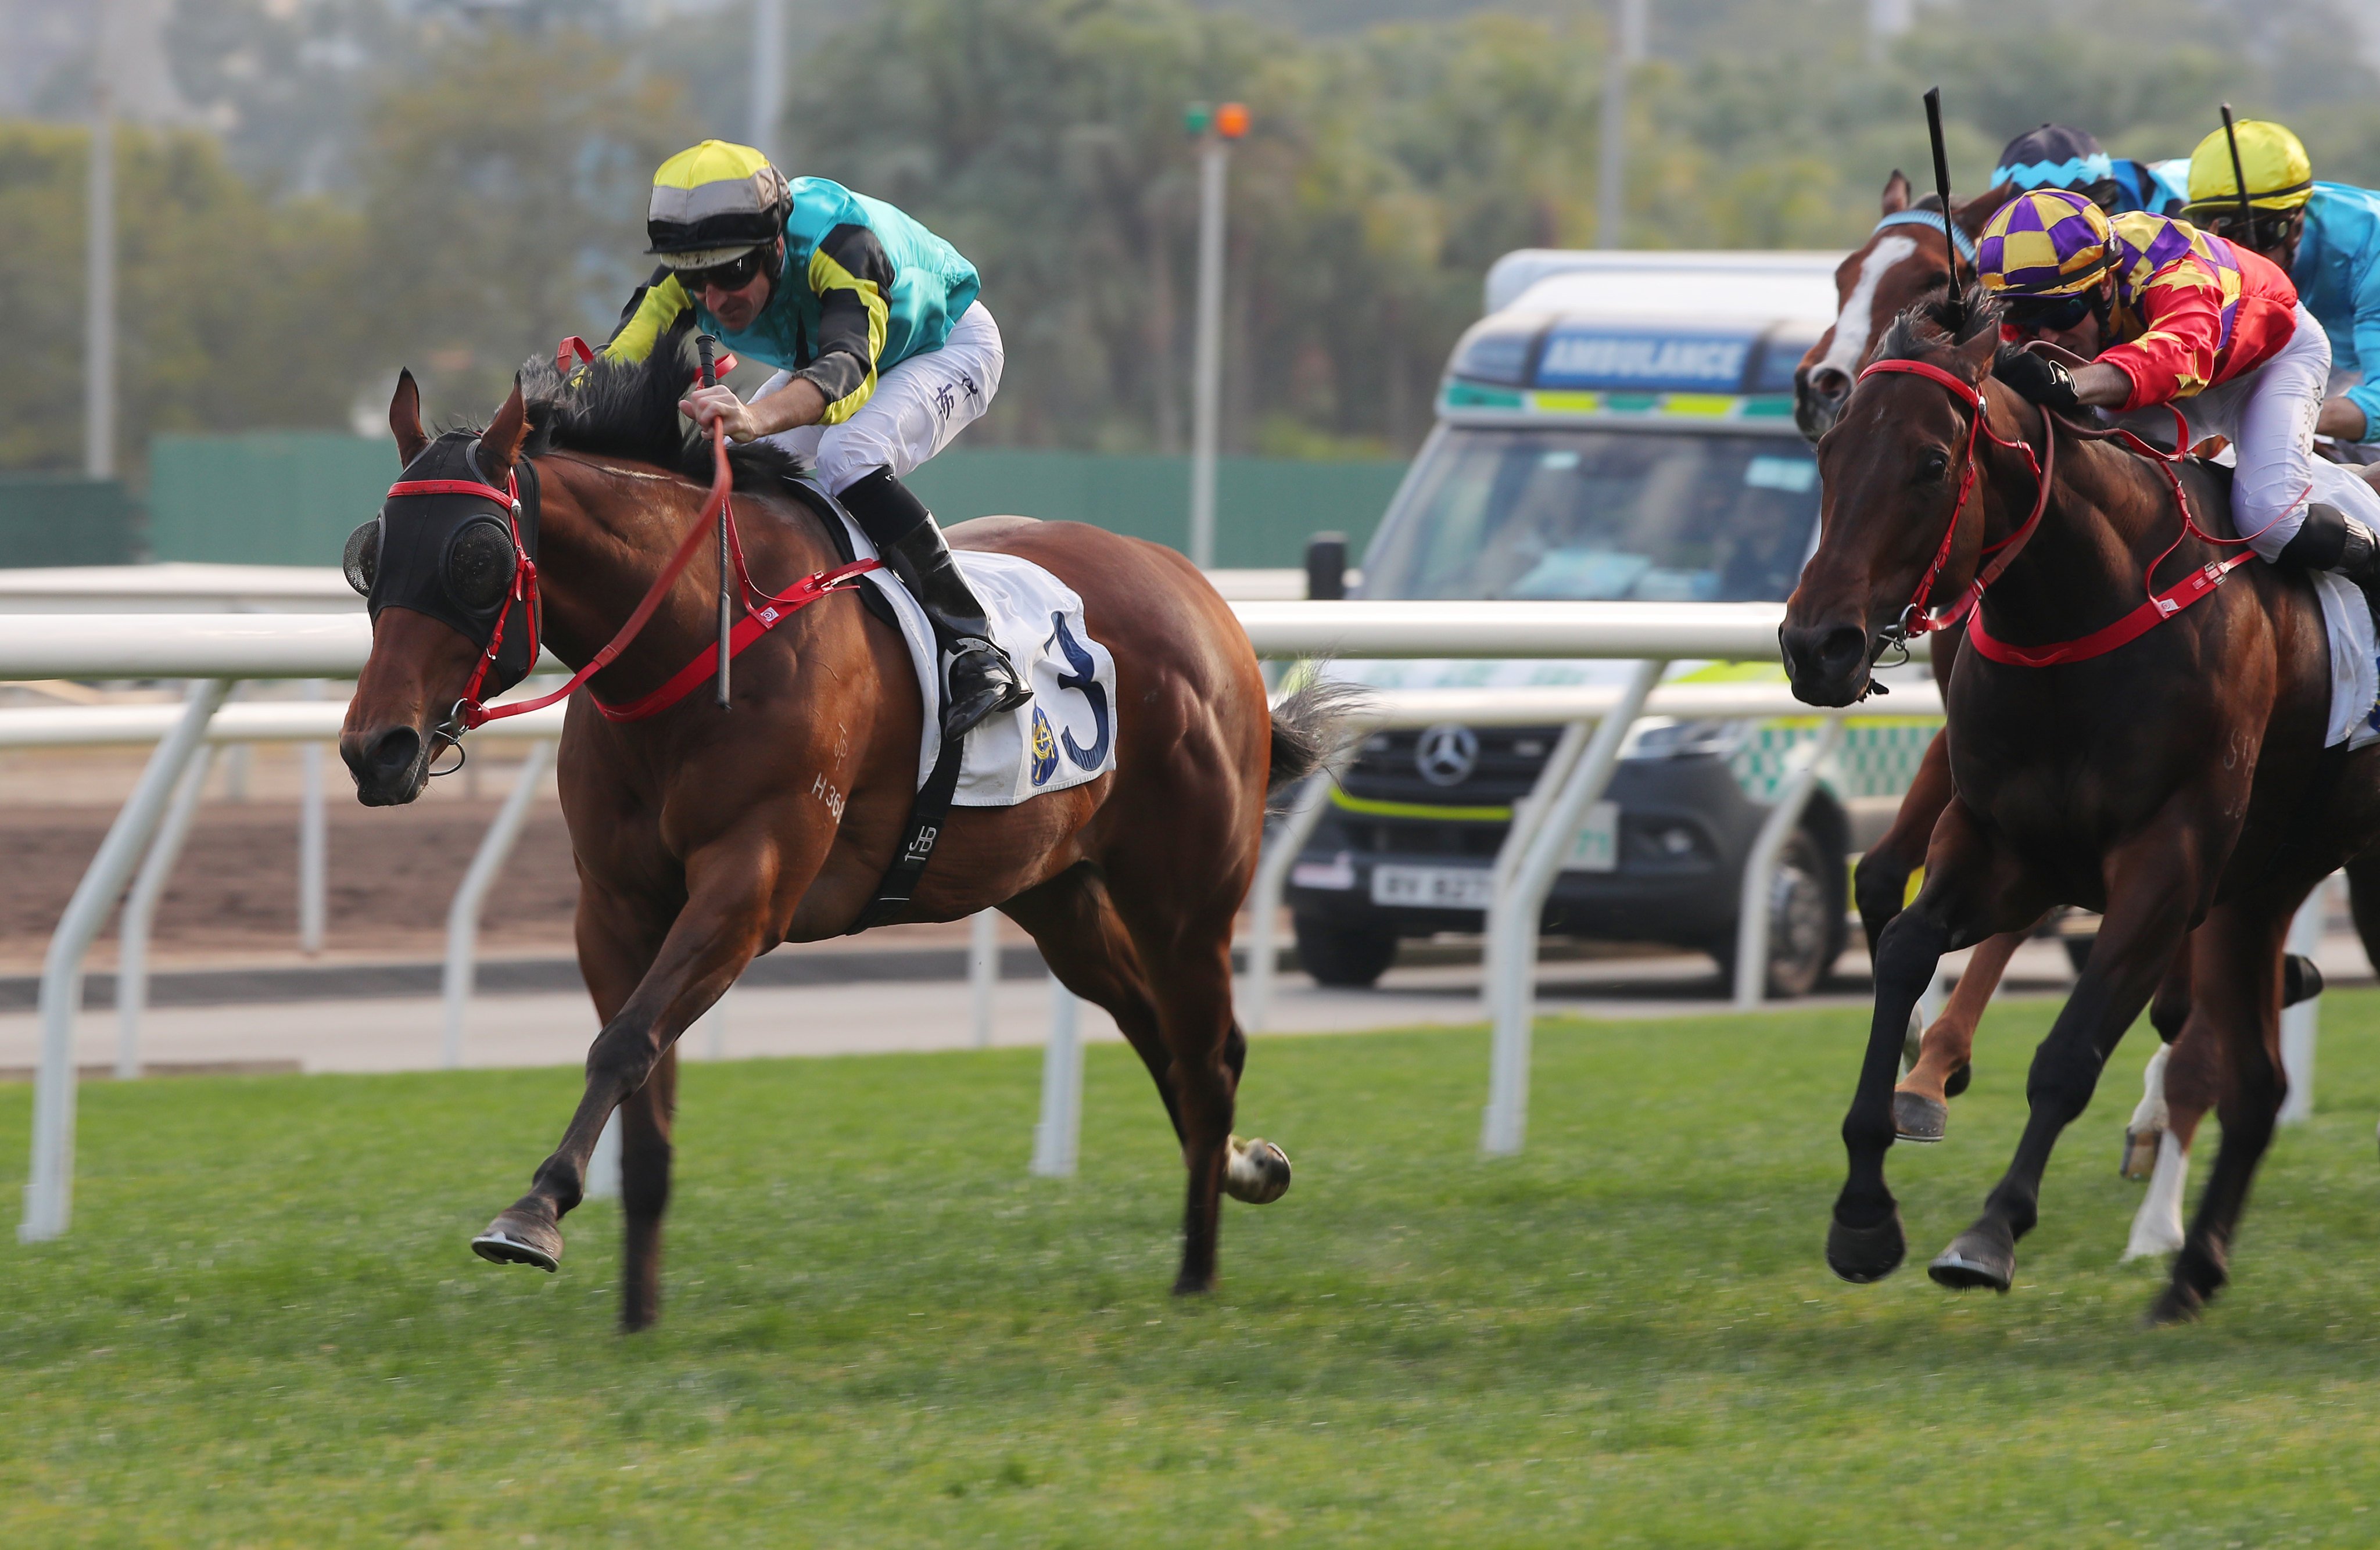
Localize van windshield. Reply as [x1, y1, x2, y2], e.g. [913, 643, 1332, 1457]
[1363, 427, 1820, 602]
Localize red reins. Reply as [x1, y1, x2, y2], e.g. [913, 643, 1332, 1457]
[1856, 357, 2260, 666]
[386, 419, 878, 735]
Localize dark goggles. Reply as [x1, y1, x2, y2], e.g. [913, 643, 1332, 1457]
[1999, 292, 2098, 333]
[669, 247, 770, 295]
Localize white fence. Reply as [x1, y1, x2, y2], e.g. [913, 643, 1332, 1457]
[0, 601, 1953, 1238]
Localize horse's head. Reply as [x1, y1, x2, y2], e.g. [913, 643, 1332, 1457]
[340, 371, 539, 805]
[1794, 174, 2019, 441]
[1780, 292, 2003, 706]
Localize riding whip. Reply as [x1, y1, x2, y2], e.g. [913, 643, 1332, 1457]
[698, 332, 732, 710]
[1923, 87, 1963, 332]
[2220, 102, 2256, 244]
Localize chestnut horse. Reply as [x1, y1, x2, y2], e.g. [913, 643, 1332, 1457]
[1781, 294, 2380, 1323]
[341, 333, 1347, 1329]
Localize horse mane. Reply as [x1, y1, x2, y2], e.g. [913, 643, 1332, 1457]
[504, 319, 805, 497]
[1874, 285, 2003, 371]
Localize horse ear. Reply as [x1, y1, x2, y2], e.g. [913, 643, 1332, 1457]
[390, 369, 429, 466]
[481, 376, 530, 472]
[1956, 179, 2020, 238]
[1959, 315, 1999, 372]
[1881, 170, 1912, 216]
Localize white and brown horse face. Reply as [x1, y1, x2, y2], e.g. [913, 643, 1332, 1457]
[1794, 173, 2015, 442]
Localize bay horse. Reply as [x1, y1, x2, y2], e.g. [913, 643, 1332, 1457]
[340, 329, 1347, 1329]
[1780, 292, 2380, 1323]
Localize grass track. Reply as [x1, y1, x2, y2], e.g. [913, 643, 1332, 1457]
[6, 995, 2380, 1546]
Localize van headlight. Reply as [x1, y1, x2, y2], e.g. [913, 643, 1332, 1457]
[1625, 718, 1750, 760]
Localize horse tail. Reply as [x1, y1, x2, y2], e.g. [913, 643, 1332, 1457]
[1266, 675, 1368, 810]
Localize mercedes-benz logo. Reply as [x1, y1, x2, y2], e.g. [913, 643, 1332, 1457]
[1415, 722, 1479, 787]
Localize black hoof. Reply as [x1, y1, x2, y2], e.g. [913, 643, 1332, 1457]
[1928, 1226, 2015, 1291]
[1892, 1090, 1949, 1143]
[1826, 1207, 1906, 1283]
[2282, 952, 2324, 1009]
[2143, 1283, 2204, 1327]
[1171, 1271, 1215, 1297]
[472, 1210, 562, 1273]
[1943, 1061, 1973, 1099]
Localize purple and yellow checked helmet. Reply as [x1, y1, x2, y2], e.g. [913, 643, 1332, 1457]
[1977, 188, 2116, 298]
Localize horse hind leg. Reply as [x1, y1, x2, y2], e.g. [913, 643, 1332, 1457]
[1893, 927, 2026, 1142]
[618, 1046, 679, 1332]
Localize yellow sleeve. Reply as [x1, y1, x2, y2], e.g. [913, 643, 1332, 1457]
[602, 274, 694, 366]
[800, 238, 891, 425]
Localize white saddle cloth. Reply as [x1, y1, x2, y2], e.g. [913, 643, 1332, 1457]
[831, 513, 1119, 805]
[2311, 569, 2380, 750]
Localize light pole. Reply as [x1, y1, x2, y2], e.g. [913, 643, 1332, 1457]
[1597, 0, 1647, 252]
[749, 0, 786, 162]
[85, 59, 116, 479]
[1185, 100, 1248, 572]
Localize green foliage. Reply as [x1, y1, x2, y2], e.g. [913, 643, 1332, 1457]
[8, 996, 2380, 1543]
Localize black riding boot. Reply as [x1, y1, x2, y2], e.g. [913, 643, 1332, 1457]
[2277, 501, 2380, 622]
[840, 467, 1031, 738]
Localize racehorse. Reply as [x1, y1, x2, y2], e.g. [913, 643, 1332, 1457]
[1780, 291, 2380, 1323]
[340, 328, 1348, 1330]
[1798, 173, 2378, 1158]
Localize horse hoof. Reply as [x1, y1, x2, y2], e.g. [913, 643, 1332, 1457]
[2144, 1283, 2205, 1327]
[2283, 952, 2324, 1009]
[471, 1211, 562, 1273]
[2120, 1126, 2163, 1181]
[1942, 1061, 1973, 1099]
[1224, 1136, 1292, 1204]
[1928, 1228, 2014, 1292]
[1826, 1207, 1906, 1283]
[1892, 1090, 1948, 1143]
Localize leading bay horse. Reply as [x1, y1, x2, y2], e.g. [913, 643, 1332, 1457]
[1781, 292, 2380, 1323]
[341, 329, 1347, 1329]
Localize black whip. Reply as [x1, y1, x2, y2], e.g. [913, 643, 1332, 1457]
[698, 332, 732, 711]
[1924, 87, 1963, 332]
[2220, 102, 2257, 244]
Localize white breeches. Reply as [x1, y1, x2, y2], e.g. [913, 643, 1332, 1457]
[2149, 303, 2380, 559]
[756, 300, 1005, 495]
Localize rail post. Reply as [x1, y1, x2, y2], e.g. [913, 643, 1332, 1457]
[114, 744, 217, 1079]
[2279, 872, 2331, 1124]
[1031, 973, 1084, 1178]
[298, 679, 327, 954]
[1481, 662, 1659, 1156]
[23, 677, 231, 1242]
[1732, 718, 1845, 1009]
[969, 908, 1000, 1049]
[1240, 773, 1334, 1033]
[440, 741, 554, 1070]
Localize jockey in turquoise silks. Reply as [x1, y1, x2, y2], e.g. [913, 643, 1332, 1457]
[604, 140, 1028, 739]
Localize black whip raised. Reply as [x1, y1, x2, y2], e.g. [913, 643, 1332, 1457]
[1924, 87, 1963, 332]
[2220, 102, 2257, 244]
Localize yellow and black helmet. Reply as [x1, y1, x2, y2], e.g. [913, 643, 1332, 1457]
[2185, 120, 2314, 219]
[645, 141, 793, 268]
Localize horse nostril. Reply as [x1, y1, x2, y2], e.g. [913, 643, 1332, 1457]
[1816, 625, 1868, 678]
[1809, 368, 1850, 404]
[370, 726, 421, 778]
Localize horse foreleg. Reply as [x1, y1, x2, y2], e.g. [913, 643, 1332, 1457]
[1831, 801, 2029, 1285]
[1892, 927, 2026, 1142]
[472, 846, 770, 1280]
[1854, 727, 1955, 955]
[1931, 821, 2208, 1293]
[2150, 899, 2294, 1323]
[618, 1047, 679, 1332]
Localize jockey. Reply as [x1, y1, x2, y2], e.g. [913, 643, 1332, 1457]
[1976, 187, 2380, 591]
[603, 140, 1028, 738]
[2183, 118, 2380, 451]
[1991, 123, 2187, 217]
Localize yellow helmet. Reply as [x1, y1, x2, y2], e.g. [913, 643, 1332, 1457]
[2185, 120, 2313, 217]
[646, 141, 791, 267]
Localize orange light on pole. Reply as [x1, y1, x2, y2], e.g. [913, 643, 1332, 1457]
[1214, 101, 1250, 140]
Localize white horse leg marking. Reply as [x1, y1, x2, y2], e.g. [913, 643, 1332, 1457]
[1813, 235, 1918, 385]
[2123, 1131, 2191, 1261]
[2120, 1040, 2171, 1180]
[1223, 1133, 1292, 1205]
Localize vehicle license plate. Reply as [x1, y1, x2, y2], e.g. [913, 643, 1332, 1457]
[1371, 865, 1497, 909]
[1562, 801, 1620, 873]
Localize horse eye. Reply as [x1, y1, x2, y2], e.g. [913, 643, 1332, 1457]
[342, 519, 379, 597]
[445, 521, 518, 611]
[1916, 450, 1951, 482]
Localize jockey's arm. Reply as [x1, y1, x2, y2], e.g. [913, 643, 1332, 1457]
[678, 226, 895, 444]
[2065, 363, 2135, 408]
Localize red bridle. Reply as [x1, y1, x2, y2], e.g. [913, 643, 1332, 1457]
[382, 426, 878, 738]
[1854, 357, 2261, 667]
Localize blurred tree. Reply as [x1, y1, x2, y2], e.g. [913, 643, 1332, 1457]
[0, 120, 361, 474]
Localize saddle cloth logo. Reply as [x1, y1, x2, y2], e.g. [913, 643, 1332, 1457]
[1030, 708, 1059, 787]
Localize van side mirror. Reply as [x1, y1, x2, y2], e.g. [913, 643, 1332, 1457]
[1304, 532, 1348, 601]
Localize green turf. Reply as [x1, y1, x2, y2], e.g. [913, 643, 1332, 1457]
[5, 993, 2380, 1547]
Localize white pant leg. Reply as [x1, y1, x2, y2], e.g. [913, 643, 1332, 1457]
[752, 302, 1004, 496]
[2175, 304, 2332, 559]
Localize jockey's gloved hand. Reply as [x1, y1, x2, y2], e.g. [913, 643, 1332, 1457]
[1993, 346, 2081, 412]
